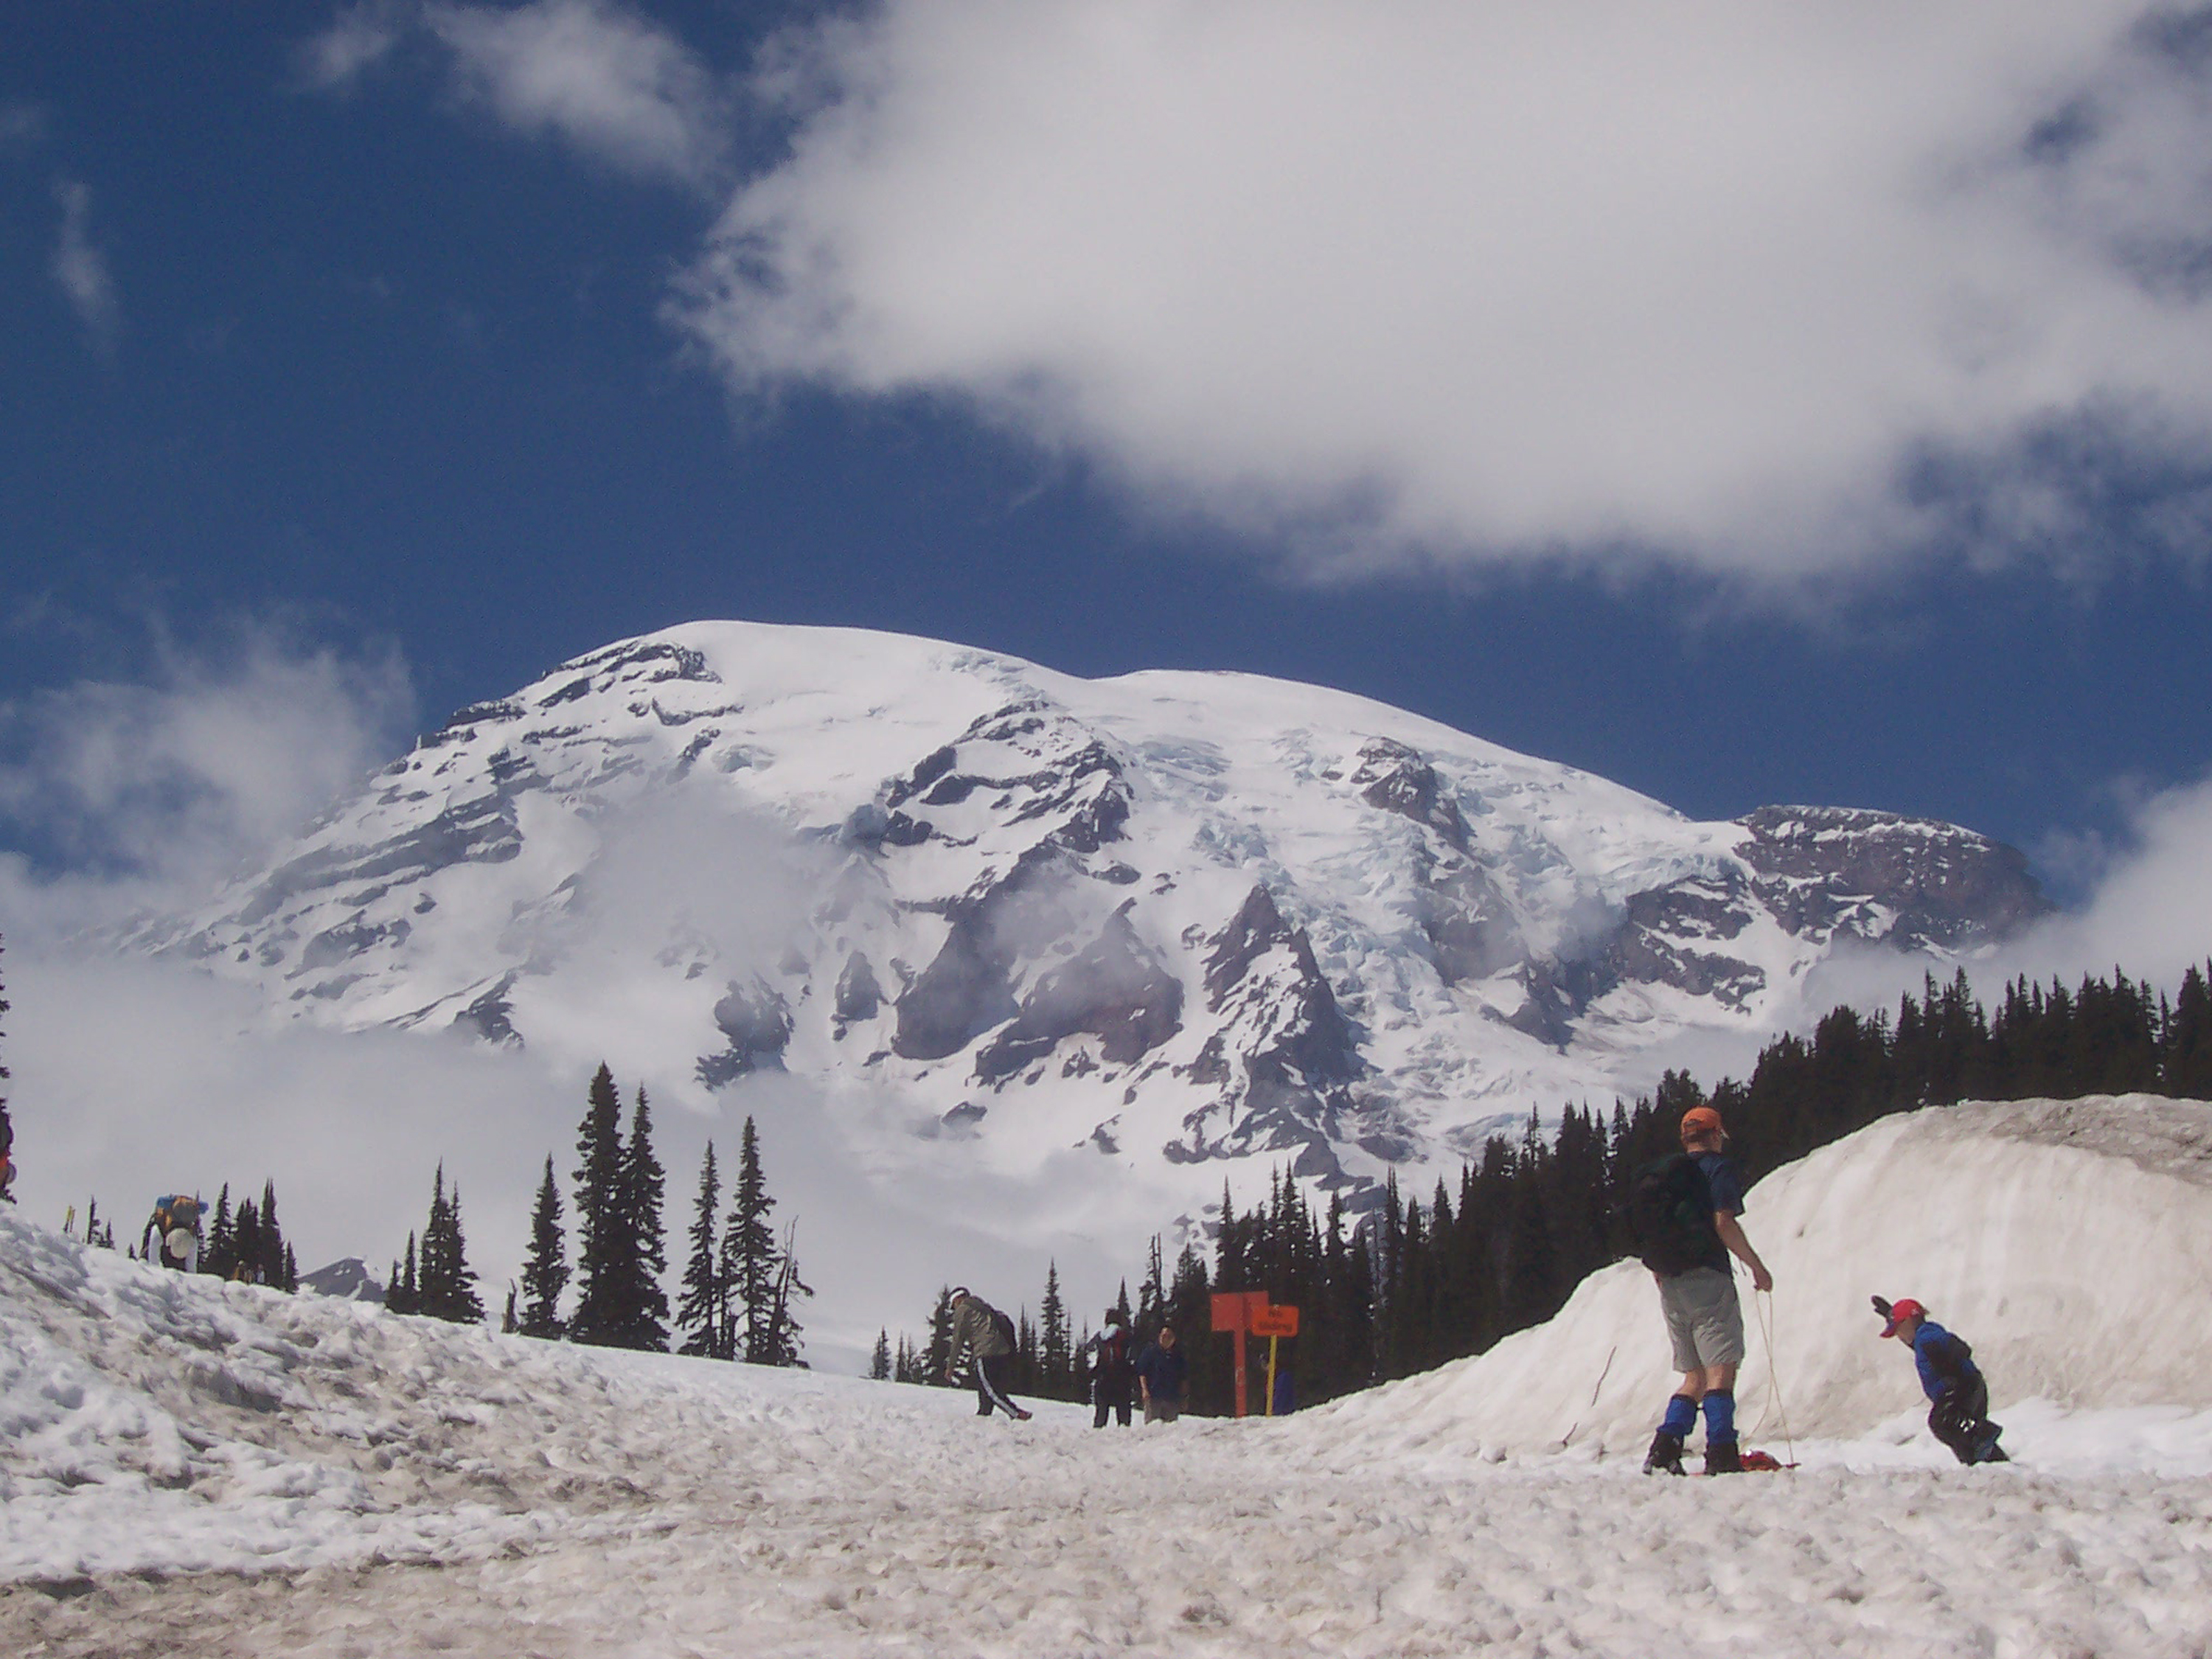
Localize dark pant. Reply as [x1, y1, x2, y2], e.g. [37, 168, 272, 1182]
[974, 1353, 1021, 1416]
[1093, 1374, 1133, 1427]
[1929, 1377, 2003, 1464]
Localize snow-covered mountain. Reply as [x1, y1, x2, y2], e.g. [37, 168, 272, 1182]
[131, 621, 2045, 1227]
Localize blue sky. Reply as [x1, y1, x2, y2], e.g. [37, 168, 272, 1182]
[5, 1, 2212, 906]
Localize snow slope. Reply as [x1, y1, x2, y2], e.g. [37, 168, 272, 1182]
[1318, 1094, 2212, 1460]
[5, 1204, 2212, 1658]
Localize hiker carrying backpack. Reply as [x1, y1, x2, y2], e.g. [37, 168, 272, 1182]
[1625, 1153, 1727, 1277]
[142, 1194, 204, 1273]
[1632, 1107, 1773, 1478]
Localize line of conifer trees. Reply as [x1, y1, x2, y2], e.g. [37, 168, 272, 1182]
[203, 1179, 299, 1290]
[504, 1062, 810, 1363]
[880, 959, 2212, 1415]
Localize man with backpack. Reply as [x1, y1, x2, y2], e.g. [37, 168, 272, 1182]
[1084, 1308, 1137, 1427]
[1632, 1106, 1772, 1476]
[1872, 1295, 2008, 1464]
[141, 1194, 204, 1273]
[945, 1287, 1032, 1421]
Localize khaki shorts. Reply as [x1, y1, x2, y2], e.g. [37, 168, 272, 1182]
[1658, 1266, 1745, 1371]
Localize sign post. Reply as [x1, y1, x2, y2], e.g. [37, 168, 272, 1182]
[1248, 1303, 1300, 1416]
[1210, 1291, 1269, 1418]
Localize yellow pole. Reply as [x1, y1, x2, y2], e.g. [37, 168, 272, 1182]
[1265, 1334, 1279, 1416]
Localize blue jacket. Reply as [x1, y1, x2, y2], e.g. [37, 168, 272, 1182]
[1909, 1320, 1982, 1404]
[1135, 1341, 1189, 1402]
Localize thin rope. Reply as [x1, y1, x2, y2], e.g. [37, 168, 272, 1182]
[1753, 1287, 1797, 1468]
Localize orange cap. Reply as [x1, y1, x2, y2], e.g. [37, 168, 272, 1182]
[1679, 1106, 1725, 1138]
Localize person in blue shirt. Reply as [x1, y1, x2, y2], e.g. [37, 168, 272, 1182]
[1641, 1105, 1772, 1477]
[1134, 1323, 1190, 1423]
[1874, 1296, 2008, 1464]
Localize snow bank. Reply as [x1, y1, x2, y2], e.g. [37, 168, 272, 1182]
[6, 1197, 2212, 1656]
[1311, 1094, 2212, 1457]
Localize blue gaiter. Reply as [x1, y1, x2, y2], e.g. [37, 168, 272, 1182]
[1661, 1394, 1698, 1436]
[1702, 1389, 1736, 1445]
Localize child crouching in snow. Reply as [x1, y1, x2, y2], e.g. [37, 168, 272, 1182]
[1872, 1295, 2008, 1464]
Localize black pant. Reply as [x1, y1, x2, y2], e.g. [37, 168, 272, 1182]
[1093, 1373, 1133, 1427]
[1929, 1377, 2003, 1464]
[973, 1353, 1021, 1416]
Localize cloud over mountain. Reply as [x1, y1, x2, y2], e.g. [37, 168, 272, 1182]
[672, 1, 2212, 582]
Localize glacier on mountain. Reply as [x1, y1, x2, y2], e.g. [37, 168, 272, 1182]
[126, 621, 2046, 1229]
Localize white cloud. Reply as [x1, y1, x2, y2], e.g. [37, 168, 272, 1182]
[51, 178, 119, 355]
[669, 1, 2212, 583]
[424, 0, 728, 189]
[2006, 773, 2212, 991]
[0, 627, 414, 942]
[294, 1, 406, 92]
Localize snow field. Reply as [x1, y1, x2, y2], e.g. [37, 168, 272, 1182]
[6, 1203, 2212, 1657]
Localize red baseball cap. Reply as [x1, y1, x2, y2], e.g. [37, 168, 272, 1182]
[1879, 1297, 1924, 1338]
[1679, 1106, 1725, 1138]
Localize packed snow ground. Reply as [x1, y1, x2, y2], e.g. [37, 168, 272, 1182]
[6, 1203, 2212, 1655]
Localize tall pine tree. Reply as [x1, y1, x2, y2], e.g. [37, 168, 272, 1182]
[676, 1140, 726, 1358]
[723, 1116, 779, 1363]
[420, 1163, 484, 1324]
[613, 1087, 669, 1352]
[568, 1062, 627, 1346]
[518, 1154, 568, 1338]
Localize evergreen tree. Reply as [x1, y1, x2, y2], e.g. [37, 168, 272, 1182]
[723, 1117, 779, 1363]
[1040, 1261, 1071, 1397]
[259, 1179, 293, 1290]
[418, 1163, 484, 1324]
[388, 1231, 420, 1316]
[611, 1087, 669, 1352]
[518, 1154, 568, 1338]
[676, 1141, 726, 1358]
[870, 1328, 892, 1380]
[922, 1285, 957, 1384]
[204, 1184, 236, 1279]
[1138, 1234, 1166, 1329]
[501, 1284, 518, 1334]
[568, 1062, 626, 1346]
[759, 1220, 812, 1367]
[234, 1197, 263, 1284]
[2168, 963, 2212, 1099]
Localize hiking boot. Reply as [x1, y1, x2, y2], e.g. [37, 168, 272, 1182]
[1704, 1440, 1742, 1475]
[1643, 1430, 1686, 1476]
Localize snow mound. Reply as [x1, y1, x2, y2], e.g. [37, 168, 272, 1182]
[1312, 1094, 2212, 1457]
[7, 1204, 2212, 1656]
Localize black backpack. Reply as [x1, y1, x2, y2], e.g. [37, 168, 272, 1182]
[1625, 1154, 1721, 1276]
[991, 1306, 1017, 1349]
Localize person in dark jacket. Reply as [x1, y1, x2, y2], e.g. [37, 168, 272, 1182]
[1083, 1308, 1136, 1428]
[1641, 1106, 1772, 1477]
[1134, 1323, 1189, 1423]
[1874, 1295, 2008, 1464]
[944, 1287, 1032, 1421]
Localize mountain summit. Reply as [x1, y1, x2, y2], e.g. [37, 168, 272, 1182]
[135, 622, 2045, 1217]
